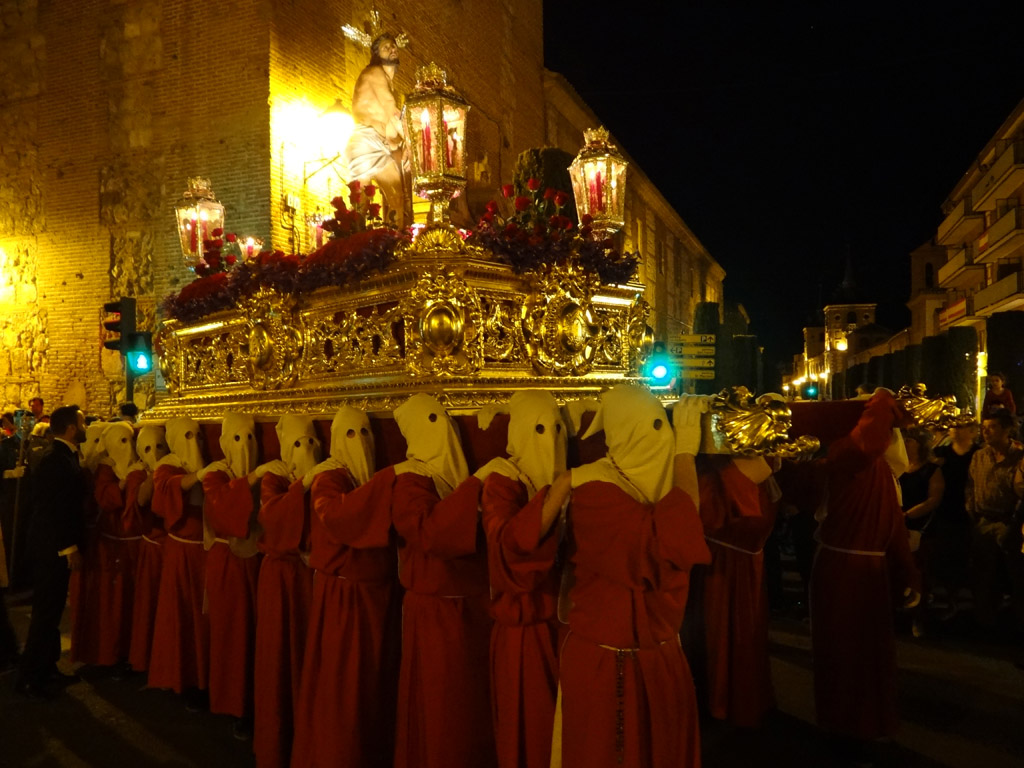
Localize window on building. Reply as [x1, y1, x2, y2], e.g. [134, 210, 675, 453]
[847, 311, 857, 324]
[924, 263, 934, 288]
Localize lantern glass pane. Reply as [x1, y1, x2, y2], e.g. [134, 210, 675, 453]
[442, 105, 466, 175]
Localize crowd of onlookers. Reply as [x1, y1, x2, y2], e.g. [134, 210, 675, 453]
[770, 373, 1024, 646]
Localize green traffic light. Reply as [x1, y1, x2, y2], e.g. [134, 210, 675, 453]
[651, 363, 669, 380]
[130, 352, 151, 373]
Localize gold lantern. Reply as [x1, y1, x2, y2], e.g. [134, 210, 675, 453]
[403, 63, 470, 226]
[175, 178, 226, 272]
[568, 127, 628, 240]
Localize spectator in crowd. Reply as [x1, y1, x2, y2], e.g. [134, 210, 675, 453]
[931, 420, 980, 619]
[965, 409, 1024, 634]
[28, 397, 48, 425]
[899, 427, 945, 637]
[982, 373, 1016, 420]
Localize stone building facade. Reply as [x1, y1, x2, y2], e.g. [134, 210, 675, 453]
[0, 0, 722, 415]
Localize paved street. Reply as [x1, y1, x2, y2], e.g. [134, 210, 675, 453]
[2, 599, 1023, 768]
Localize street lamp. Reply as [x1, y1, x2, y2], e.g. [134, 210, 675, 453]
[175, 178, 225, 272]
[403, 63, 470, 226]
[568, 126, 628, 240]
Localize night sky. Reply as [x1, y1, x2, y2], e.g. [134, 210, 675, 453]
[543, 1, 1024, 382]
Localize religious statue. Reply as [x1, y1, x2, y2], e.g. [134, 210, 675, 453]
[342, 10, 411, 228]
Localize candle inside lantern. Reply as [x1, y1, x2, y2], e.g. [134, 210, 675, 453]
[189, 214, 198, 253]
[199, 210, 210, 242]
[245, 236, 256, 259]
[420, 108, 433, 172]
[588, 169, 605, 212]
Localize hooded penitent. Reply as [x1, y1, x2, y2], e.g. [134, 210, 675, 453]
[164, 417, 205, 474]
[136, 425, 168, 472]
[82, 422, 108, 471]
[503, 390, 568, 495]
[101, 421, 138, 480]
[276, 414, 321, 481]
[219, 412, 258, 480]
[572, 385, 675, 504]
[330, 406, 375, 487]
[393, 393, 468, 499]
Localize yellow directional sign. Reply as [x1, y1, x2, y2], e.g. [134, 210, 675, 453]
[679, 357, 715, 368]
[670, 344, 715, 357]
[681, 369, 715, 380]
[675, 334, 716, 345]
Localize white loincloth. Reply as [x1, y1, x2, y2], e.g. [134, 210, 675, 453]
[344, 124, 396, 181]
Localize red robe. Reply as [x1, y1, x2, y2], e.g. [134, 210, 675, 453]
[69, 468, 102, 665]
[559, 483, 711, 768]
[129, 477, 164, 672]
[392, 473, 496, 768]
[87, 464, 146, 665]
[481, 474, 560, 768]
[202, 470, 261, 718]
[291, 467, 401, 768]
[149, 464, 209, 692]
[693, 457, 776, 727]
[811, 391, 920, 739]
[252, 472, 313, 768]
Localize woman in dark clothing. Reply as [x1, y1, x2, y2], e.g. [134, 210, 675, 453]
[899, 427, 945, 637]
[931, 420, 979, 615]
[982, 373, 1016, 419]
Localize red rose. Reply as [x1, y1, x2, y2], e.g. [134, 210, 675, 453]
[514, 196, 531, 212]
[195, 261, 209, 276]
[527, 178, 540, 191]
[480, 211, 495, 224]
[502, 184, 515, 198]
[350, 192, 362, 206]
[543, 187, 555, 200]
[365, 184, 377, 199]
[212, 238, 224, 248]
[225, 254, 237, 266]
[348, 180, 362, 192]
[581, 214, 593, 226]
[225, 232, 237, 243]
[368, 203, 381, 217]
[212, 227, 224, 237]
[503, 223, 520, 236]
[485, 200, 499, 213]
[331, 196, 347, 211]
[555, 191, 570, 207]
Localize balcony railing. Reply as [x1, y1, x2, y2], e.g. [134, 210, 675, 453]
[936, 194, 983, 245]
[937, 244, 984, 288]
[938, 296, 972, 328]
[975, 206, 1024, 264]
[972, 140, 1024, 211]
[974, 271, 1024, 315]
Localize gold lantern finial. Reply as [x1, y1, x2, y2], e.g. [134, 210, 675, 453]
[569, 126, 628, 240]
[175, 178, 225, 272]
[403, 63, 471, 228]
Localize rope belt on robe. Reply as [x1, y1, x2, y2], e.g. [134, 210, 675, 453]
[167, 532, 203, 545]
[705, 535, 763, 556]
[816, 537, 886, 557]
[99, 532, 144, 542]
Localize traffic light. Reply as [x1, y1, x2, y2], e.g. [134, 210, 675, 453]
[125, 332, 153, 375]
[645, 341, 674, 386]
[803, 381, 819, 399]
[103, 297, 137, 353]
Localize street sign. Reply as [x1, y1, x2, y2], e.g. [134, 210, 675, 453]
[670, 344, 716, 357]
[675, 334, 716, 345]
[680, 369, 715, 380]
[678, 357, 715, 368]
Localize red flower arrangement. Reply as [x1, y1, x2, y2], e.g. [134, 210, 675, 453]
[469, 178, 638, 284]
[193, 228, 246, 277]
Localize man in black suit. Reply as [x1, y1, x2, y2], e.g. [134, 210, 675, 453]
[15, 405, 87, 698]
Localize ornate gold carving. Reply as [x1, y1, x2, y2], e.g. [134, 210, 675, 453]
[242, 288, 304, 390]
[151, 250, 651, 420]
[405, 226, 468, 254]
[897, 384, 962, 429]
[521, 265, 601, 376]
[403, 271, 482, 376]
[712, 386, 820, 459]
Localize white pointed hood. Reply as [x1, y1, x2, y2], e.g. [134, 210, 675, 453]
[572, 385, 675, 504]
[393, 393, 468, 498]
[101, 421, 138, 480]
[164, 417, 205, 473]
[330, 406, 375, 487]
[506, 390, 567, 495]
[82, 423, 108, 471]
[219, 412, 258, 479]
[276, 414, 321, 481]
[136, 425, 168, 472]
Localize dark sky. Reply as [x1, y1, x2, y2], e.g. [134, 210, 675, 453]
[543, 1, 1024, 378]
